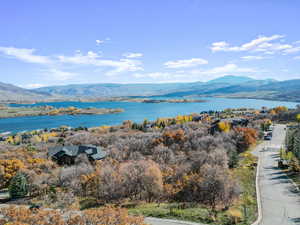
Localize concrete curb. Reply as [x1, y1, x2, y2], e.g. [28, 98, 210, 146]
[251, 148, 262, 225]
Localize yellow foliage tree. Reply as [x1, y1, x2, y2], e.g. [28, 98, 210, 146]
[30, 135, 42, 143]
[273, 106, 288, 114]
[218, 121, 231, 132]
[5, 136, 14, 145]
[175, 115, 192, 124]
[0, 159, 25, 188]
[296, 114, 300, 124]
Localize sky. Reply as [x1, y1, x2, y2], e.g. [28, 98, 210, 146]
[0, 0, 300, 88]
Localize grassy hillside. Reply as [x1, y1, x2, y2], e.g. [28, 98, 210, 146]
[34, 76, 264, 98]
[2, 76, 300, 102]
[0, 82, 52, 103]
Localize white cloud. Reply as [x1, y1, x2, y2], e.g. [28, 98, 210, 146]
[183, 64, 259, 82]
[164, 58, 208, 68]
[284, 46, 300, 54]
[45, 69, 77, 81]
[105, 59, 143, 76]
[294, 56, 300, 60]
[134, 63, 258, 82]
[202, 63, 257, 75]
[123, 52, 143, 58]
[20, 83, 47, 89]
[96, 38, 110, 45]
[58, 51, 143, 75]
[211, 35, 284, 52]
[211, 35, 300, 55]
[134, 72, 173, 79]
[241, 55, 266, 60]
[96, 39, 105, 45]
[0, 45, 143, 78]
[0, 46, 51, 64]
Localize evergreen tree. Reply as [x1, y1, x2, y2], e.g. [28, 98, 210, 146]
[9, 172, 28, 199]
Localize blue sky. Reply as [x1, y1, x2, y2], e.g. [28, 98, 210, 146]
[0, 0, 300, 88]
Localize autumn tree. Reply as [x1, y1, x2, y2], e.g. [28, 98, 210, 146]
[260, 119, 272, 131]
[162, 129, 186, 146]
[273, 106, 288, 114]
[178, 164, 239, 220]
[152, 145, 175, 164]
[120, 160, 163, 202]
[296, 114, 300, 127]
[0, 159, 25, 188]
[234, 127, 258, 152]
[91, 161, 124, 203]
[0, 206, 146, 225]
[218, 121, 231, 133]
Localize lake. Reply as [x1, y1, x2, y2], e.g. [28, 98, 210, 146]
[0, 97, 298, 134]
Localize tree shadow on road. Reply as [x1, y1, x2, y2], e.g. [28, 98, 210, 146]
[270, 153, 280, 159]
[264, 166, 280, 170]
[270, 175, 289, 180]
[270, 175, 291, 185]
[270, 171, 286, 175]
[290, 217, 300, 224]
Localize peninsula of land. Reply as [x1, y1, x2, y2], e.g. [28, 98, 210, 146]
[0, 105, 124, 118]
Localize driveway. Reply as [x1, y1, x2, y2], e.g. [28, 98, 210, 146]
[253, 124, 300, 225]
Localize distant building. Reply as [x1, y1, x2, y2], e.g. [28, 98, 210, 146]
[209, 117, 249, 135]
[192, 115, 203, 122]
[224, 118, 249, 127]
[48, 145, 106, 165]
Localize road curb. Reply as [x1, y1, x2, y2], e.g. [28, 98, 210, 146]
[251, 147, 262, 225]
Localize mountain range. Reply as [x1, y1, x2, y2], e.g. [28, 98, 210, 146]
[0, 82, 52, 103]
[1, 76, 300, 103]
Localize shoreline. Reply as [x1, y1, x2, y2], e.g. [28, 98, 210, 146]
[0, 105, 124, 119]
[1, 97, 207, 105]
[2, 95, 299, 105]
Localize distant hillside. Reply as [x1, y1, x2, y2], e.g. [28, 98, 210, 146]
[246, 79, 300, 102]
[0, 82, 53, 103]
[35, 76, 260, 98]
[152, 77, 300, 102]
[34, 82, 202, 97]
[207, 75, 255, 84]
[3, 75, 300, 103]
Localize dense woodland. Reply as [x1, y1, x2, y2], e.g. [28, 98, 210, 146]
[0, 107, 291, 224]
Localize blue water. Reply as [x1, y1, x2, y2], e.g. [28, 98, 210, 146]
[0, 97, 298, 133]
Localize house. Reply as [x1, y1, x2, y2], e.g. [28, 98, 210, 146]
[48, 145, 106, 165]
[209, 117, 249, 135]
[225, 118, 249, 127]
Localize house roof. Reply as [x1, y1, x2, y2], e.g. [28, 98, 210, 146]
[48, 145, 106, 160]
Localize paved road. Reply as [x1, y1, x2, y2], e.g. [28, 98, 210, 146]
[253, 124, 300, 225]
[145, 217, 205, 225]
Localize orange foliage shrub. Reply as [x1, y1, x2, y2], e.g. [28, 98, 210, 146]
[161, 129, 186, 146]
[273, 106, 288, 114]
[235, 127, 258, 152]
[0, 206, 146, 225]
